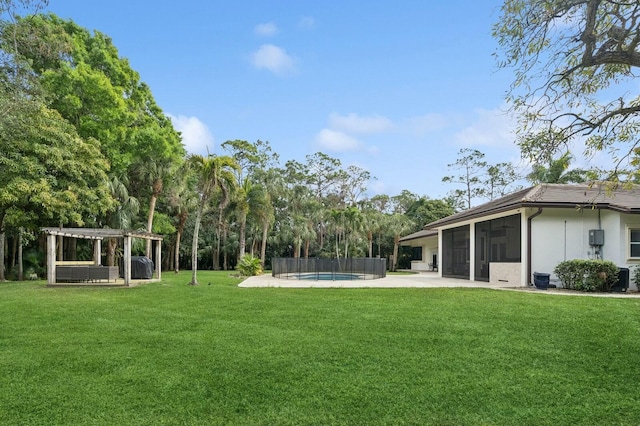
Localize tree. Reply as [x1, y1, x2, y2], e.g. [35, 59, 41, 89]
[105, 175, 139, 267]
[442, 149, 488, 209]
[484, 162, 522, 200]
[130, 156, 178, 257]
[8, 13, 184, 177]
[0, 104, 114, 234]
[188, 154, 238, 285]
[404, 197, 455, 229]
[386, 214, 415, 272]
[165, 162, 197, 273]
[494, 0, 640, 176]
[527, 152, 589, 184]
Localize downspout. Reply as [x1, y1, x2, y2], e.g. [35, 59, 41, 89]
[527, 208, 543, 286]
[598, 209, 603, 260]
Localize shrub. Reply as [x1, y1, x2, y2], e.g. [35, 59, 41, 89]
[633, 265, 640, 289]
[236, 254, 263, 277]
[554, 259, 620, 292]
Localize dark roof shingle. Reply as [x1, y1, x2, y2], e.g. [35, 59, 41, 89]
[425, 183, 640, 229]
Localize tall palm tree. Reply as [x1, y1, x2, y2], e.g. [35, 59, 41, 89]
[386, 213, 415, 272]
[362, 209, 384, 258]
[130, 157, 176, 257]
[106, 175, 139, 267]
[166, 163, 197, 273]
[189, 154, 238, 285]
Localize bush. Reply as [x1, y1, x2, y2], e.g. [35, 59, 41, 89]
[633, 265, 640, 289]
[236, 254, 263, 277]
[554, 259, 620, 292]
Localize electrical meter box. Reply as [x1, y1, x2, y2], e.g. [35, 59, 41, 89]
[589, 229, 604, 246]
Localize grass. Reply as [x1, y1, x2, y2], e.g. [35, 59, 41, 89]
[1, 271, 640, 425]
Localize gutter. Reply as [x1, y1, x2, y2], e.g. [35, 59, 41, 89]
[527, 208, 543, 286]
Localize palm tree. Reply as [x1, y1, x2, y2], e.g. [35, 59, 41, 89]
[166, 163, 197, 273]
[386, 213, 415, 272]
[189, 154, 239, 285]
[361, 209, 384, 258]
[246, 182, 274, 266]
[342, 206, 363, 257]
[527, 152, 587, 184]
[106, 175, 139, 267]
[130, 157, 176, 257]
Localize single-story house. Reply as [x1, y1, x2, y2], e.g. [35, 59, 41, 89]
[400, 183, 640, 290]
[399, 229, 439, 271]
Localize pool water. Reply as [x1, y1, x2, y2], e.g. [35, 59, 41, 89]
[294, 273, 364, 281]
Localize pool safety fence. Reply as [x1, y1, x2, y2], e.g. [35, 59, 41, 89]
[272, 257, 387, 280]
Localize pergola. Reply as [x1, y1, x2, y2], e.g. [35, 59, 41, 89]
[41, 227, 163, 286]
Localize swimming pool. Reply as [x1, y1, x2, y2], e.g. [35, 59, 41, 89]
[271, 258, 386, 281]
[292, 272, 364, 281]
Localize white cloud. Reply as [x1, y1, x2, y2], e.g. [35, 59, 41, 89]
[314, 129, 362, 152]
[454, 107, 516, 148]
[250, 44, 295, 75]
[298, 16, 315, 30]
[254, 22, 278, 37]
[328, 112, 393, 134]
[167, 114, 215, 155]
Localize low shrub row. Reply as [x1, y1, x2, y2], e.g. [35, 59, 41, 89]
[554, 259, 620, 292]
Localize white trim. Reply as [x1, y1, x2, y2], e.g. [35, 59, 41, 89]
[627, 226, 640, 260]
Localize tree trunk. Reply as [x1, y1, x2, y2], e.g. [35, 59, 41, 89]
[17, 231, 23, 281]
[68, 237, 77, 261]
[392, 237, 400, 272]
[190, 201, 204, 285]
[0, 231, 5, 282]
[107, 238, 117, 267]
[222, 224, 229, 271]
[304, 239, 310, 259]
[57, 234, 63, 262]
[174, 230, 181, 273]
[260, 221, 268, 268]
[239, 215, 246, 259]
[11, 235, 17, 268]
[146, 194, 157, 257]
[367, 231, 373, 258]
[174, 210, 187, 273]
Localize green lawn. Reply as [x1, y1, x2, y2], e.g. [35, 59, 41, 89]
[1, 271, 640, 425]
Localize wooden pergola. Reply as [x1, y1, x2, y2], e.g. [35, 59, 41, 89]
[41, 227, 163, 286]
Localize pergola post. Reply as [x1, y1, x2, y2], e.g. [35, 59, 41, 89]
[123, 235, 132, 286]
[46, 234, 56, 285]
[155, 239, 162, 281]
[94, 239, 102, 265]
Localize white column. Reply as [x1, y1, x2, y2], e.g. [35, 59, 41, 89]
[47, 234, 57, 285]
[155, 239, 162, 281]
[94, 239, 102, 265]
[124, 235, 131, 286]
[469, 223, 476, 281]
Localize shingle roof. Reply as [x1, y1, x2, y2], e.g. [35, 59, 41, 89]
[399, 229, 438, 242]
[425, 183, 640, 229]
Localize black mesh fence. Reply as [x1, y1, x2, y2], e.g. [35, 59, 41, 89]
[272, 258, 386, 280]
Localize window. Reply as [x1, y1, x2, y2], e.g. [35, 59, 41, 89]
[411, 247, 423, 261]
[630, 229, 640, 258]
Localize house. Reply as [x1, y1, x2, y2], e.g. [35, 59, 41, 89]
[399, 229, 438, 271]
[400, 184, 640, 290]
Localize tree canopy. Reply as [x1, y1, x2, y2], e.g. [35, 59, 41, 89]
[494, 0, 640, 179]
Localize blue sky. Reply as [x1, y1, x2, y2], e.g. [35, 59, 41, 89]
[44, 0, 524, 200]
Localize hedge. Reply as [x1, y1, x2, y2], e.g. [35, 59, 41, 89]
[553, 259, 620, 292]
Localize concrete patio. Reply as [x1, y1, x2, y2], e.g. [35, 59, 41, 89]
[239, 271, 640, 297]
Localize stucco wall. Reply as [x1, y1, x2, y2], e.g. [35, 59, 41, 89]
[404, 237, 438, 272]
[530, 208, 638, 290]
